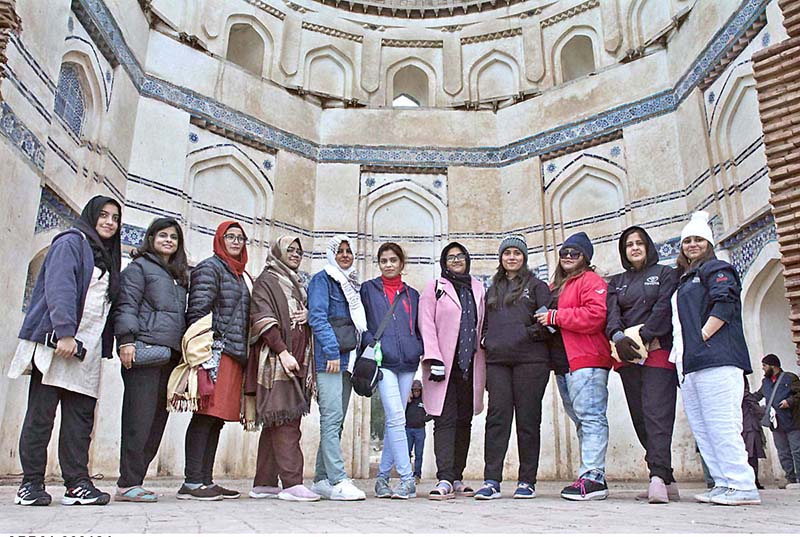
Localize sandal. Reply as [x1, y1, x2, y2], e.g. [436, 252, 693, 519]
[454, 480, 475, 497]
[428, 480, 455, 501]
[114, 486, 158, 503]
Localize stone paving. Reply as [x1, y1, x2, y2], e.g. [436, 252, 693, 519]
[0, 478, 798, 534]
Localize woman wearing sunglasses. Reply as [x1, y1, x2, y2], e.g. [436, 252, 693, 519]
[535, 232, 613, 501]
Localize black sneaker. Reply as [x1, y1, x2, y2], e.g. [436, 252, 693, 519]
[560, 478, 609, 501]
[61, 481, 111, 505]
[14, 481, 51, 506]
[176, 484, 223, 501]
[209, 484, 240, 499]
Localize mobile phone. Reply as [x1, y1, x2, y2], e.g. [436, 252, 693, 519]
[535, 306, 557, 334]
[44, 332, 86, 361]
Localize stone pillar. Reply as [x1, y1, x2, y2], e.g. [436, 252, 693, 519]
[751, 0, 800, 360]
[442, 32, 462, 96]
[280, 11, 302, 77]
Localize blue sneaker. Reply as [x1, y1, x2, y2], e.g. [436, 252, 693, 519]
[513, 482, 536, 499]
[474, 480, 501, 500]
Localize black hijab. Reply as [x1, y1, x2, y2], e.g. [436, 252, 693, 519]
[439, 242, 477, 378]
[72, 195, 122, 303]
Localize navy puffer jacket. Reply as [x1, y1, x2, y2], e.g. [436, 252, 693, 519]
[186, 255, 251, 363]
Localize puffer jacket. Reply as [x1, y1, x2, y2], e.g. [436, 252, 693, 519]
[114, 252, 188, 352]
[308, 270, 355, 372]
[675, 258, 751, 375]
[186, 255, 251, 363]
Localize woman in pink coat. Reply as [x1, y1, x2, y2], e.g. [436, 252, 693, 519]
[418, 242, 486, 500]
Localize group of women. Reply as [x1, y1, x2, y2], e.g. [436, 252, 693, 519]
[9, 194, 761, 508]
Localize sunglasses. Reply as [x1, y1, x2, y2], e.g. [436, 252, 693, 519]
[559, 249, 582, 260]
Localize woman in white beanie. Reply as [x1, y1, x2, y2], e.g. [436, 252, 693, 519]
[671, 211, 760, 506]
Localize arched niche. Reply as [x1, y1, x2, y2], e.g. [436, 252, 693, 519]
[386, 58, 436, 107]
[55, 50, 105, 141]
[304, 45, 354, 99]
[547, 157, 629, 271]
[552, 26, 600, 85]
[224, 17, 272, 77]
[627, 0, 672, 50]
[468, 50, 520, 102]
[359, 180, 447, 290]
[183, 146, 272, 270]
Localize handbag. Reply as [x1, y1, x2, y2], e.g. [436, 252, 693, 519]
[351, 293, 402, 397]
[131, 340, 172, 368]
[330, 316, 358, 353]
[760, 372, 785, 430]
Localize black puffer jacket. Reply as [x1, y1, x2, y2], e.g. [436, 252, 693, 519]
[186, 255, 251, 363]
[606, 226, 677, 349]
[114, 253, 188, 351]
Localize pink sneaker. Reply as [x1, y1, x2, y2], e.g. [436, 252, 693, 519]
[278, 484, 320, 502]
[249, 486, 281, 499]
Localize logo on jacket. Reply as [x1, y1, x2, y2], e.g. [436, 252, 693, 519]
[521, 287, 531, 299]
[595, 289, 606, 295]
[715, 272, 728, 283]
[645, 276, 660, 286]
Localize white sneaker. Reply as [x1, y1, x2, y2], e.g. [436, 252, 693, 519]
[785, 482, 800, 490]
[310, 479, 333, 500]
[330, 479, 366, 501]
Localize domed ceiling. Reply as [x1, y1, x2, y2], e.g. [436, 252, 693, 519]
[311, 0, 532, 18]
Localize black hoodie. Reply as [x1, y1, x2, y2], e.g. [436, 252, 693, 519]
[605, 226, 677, 350]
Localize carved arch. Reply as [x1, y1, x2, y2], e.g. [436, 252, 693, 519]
[551, 25, 600, 85]
[385, 57, 437, 107]
[468, 49, 520, 102]
[223, 14, 274, 77]
[303, 45, 354, 99]
[57, 50, 105, 140]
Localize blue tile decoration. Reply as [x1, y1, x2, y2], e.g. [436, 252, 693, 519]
[70, 0, 770, 169]
[54, 64, 85, 137]
[105, 69, 112, 83]
[546, 162, 557, 173]
[761, 32, 770, 47]
[720, 213, 776, 277]
[263, 159, 272, 170]
[708, 90, 716, 104]
[610, 145, 621, 157]
[365, 177, 376, 187]
[0, 102, 46, 170]
[433, 178, 442, 188]
[35, 187, 77, 234]
[189, 132, 198, 143]
[67, 16, 74, 33]
[120, 222, 146, 247]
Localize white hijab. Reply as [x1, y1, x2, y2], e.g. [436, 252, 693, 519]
[323, 235, 368, 333]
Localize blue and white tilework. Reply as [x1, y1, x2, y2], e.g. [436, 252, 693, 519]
[361, 171, 448, 205]
[720, 213, 776, 277]
[542, 139, 626, 191]
[0, 103, 46, 170]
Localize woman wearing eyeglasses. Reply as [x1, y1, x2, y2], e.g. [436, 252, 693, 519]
[418, 242, 486, 500]
[473, 235, 551, 501]
[179, 221, 251, 501]
[535, 232, 613, 501]
[605, 226, 679, 504]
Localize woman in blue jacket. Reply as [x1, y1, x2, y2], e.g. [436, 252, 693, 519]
[672, 211, 759, 506]
[360, 242, 424, 500]
[8, 195, 121, 507]
[307, 235, 367, 501]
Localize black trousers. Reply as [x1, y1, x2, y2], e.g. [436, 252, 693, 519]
[184, 413, 224, 485]
[19, 365, 97, 488]
[118, 360, 175, 488]
[484, 362, 550, 484]
[433, 365, 473, 483]
[618, 365, 678, 483]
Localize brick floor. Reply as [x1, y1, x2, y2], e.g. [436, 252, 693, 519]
[1, 478, 799, 533]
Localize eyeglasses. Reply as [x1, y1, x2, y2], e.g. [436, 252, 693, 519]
[223, 234, 247, 244]
[446, 253, 467, 262]
[559, 249, 582, 260]
[286, 246, 303, 256]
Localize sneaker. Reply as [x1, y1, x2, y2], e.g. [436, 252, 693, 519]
[513, 481, 536, 499]
[310, 479, 334, 500]
[560, 478, 608, 501]
[474, 480, 501, 500]
[637, 481, 680, 501]
[785, 482, 800, 490]
[374, 476, 392, 499]
[277, 484, 320, 502]
[209, 484, 240, 499]
[710, 487, 761, 506]
[176, 484, 223, 501]
[453, 480, 475, 497]
[647, 476, 669, 504]
[330, 479, 366, 501]
[391, 478, 416, 499]
[14, 481, 51, 506]
[249, 485, 281, 499]
[693, 486, 726, 503]
[61, 481, 111, 506]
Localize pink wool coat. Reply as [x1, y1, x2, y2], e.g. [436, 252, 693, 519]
[418, 276, 486, 417]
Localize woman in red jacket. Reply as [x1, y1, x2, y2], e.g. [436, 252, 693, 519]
[536, 232, 613, 501]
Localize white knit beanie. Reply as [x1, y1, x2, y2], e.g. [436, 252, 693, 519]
[680, 211, 715, 246]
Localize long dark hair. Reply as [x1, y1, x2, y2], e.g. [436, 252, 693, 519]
[134, 217, 189, 287]
[551, 255, 593, 293]
[486, 262, 534, 309]
[676, 240, 716, 276]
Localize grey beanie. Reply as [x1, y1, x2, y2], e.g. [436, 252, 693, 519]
[499, 234, 528, 263]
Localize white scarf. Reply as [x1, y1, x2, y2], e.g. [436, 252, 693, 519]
[323, 235, 368, 334]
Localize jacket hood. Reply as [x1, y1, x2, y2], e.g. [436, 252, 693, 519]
[618, 226, 659, 271]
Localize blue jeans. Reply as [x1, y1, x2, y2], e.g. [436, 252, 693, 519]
[314, 372, 352, 484]
[556, 373, 581, 442]
[377, 369, 415, 480]
[565, 367, 609, 483]
[406, 427, 425, 477]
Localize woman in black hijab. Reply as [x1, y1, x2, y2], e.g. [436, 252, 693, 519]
[9, 195, 122, 507]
